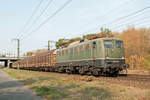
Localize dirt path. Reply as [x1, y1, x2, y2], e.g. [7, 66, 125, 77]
[0, 70, 44, 100]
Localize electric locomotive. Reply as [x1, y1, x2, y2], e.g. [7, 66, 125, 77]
[56, 38, 129, 76]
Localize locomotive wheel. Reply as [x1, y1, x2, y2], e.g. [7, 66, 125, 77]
[125, 68, 128, 76]
[66, 69, 71, 74]
[112, 71, 119, 77]
[92, 70, 99, 76]
[121, 67, 128, 76]
[79, 67, 85, 75]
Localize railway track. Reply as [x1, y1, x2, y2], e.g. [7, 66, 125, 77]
[95, 74, 150, 89]
[118, 74, 150, 82]
[39, 71, 150, 89]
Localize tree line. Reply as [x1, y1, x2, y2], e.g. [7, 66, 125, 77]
[115, 27, 150, 69]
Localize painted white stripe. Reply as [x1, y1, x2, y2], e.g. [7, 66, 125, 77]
[56, 58, 125, 63]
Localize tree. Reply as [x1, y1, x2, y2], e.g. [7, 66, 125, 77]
[119, 27, 150, 69]
[56, 37, 81, 49]
[83, 33, 97, 39]
[100, 27, 113, 37]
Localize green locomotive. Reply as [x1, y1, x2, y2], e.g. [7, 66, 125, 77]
[56, 38, 129, 76]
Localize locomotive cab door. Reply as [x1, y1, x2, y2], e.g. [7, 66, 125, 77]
[92, 41, 97, 66]
[104, 40, 114, 58]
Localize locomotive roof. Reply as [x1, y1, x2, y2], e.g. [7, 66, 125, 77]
[58, 38, 122, 50]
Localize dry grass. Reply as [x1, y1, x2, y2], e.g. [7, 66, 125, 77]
[3, 68, 150, 100]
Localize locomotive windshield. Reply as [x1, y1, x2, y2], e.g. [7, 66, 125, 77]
[104, 40, 113, 48]
[116, 41, 123, 48]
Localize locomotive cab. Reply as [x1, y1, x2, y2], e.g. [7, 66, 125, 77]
[104, 40, 124, 58]
[103, 39, 129, 74]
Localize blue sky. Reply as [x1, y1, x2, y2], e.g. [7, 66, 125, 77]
[0, 0, 150, 55]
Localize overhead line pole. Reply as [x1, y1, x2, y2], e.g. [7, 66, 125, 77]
[47, 40, 57, 50]
[17, 39, 20, 59]
[48, 40, 50, 51]
[12, 39, 20, 59]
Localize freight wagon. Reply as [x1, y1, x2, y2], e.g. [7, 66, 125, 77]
[13, 50, 56, 71]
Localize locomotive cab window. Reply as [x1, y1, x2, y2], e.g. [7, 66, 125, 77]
[104, 40, 113, 48]
[116, 41, 123, 48]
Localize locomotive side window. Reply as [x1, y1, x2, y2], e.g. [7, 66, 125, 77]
[70, 48, 73, 53]
[57, 51, 59, 56]
[59, 51, 61, 56]
[93, 41, 96, 48]
[104, 40, 113, 48]
[116, 41, 123, 48]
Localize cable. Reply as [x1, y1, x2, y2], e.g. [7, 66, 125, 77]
[111, 15, 150, 30]
[103, 6, 150, 27]
[19, 0, 54, 38]
[78, 0, 136, 33]
[112, 18, 150, 32]
[16, 0, 44, 38]
[21, 0, 73, 40]
[107, 9, 150, 29]
[83, 6, 150, 34]
[94, 0, 134, 24]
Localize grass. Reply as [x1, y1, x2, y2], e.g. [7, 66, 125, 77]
[32, 86, 69, 100]
[2, 68, 150, 100]
[81, 87, 111, 100]
[100, 82, 105, 85]
[120, 89, 126, 92]
[148, 91, 150, 99]
[64, 84, 80, 89]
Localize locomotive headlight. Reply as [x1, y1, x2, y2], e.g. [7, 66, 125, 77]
[122, 57, 125, 59]
[106, 57, 109, 59]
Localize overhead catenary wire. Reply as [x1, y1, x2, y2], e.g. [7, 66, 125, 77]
[21, 0, 73, 41]
[112, 22, 150, 32]
[112, 18, 150, 32]
[18, 0, 54, 39]
[16, 0, 44, 39]
[77, 0, 136, 35]
[102, 6, 150, 27]
[107, 9, 150, 29]
[79, 0, 136, 30]
[111, 15, 150, 30]
[82, 6, 150, 34]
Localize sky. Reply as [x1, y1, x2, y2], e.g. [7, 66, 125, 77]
[0, 0, 150, 56]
